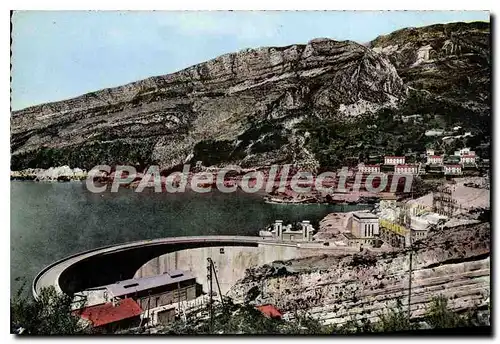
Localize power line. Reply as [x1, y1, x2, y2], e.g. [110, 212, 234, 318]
[207, 258, 214, 334]
[408, 245, 413, 320]
[206, 257, 225, 334]
[211, 259, 224, 309]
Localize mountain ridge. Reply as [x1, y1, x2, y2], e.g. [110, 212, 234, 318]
[11, 21, 490, 171]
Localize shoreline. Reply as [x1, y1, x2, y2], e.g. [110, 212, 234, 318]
[10, 177, 383, 207]
[10, 166, 395, 206]
[11, 167, 88, 182]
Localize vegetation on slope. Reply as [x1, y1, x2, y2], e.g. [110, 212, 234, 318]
[296, 89, 490, 170]
[11, 138, 158, 171]
[11, 285, 90, 335]
[11, 286, 489, 335]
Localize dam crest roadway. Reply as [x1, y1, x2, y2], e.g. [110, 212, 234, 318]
[33, 235, 360, 299]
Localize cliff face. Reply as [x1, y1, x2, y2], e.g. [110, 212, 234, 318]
[11, 21, 490, 171]
[227, 222, 490, 325]
[370, 21, 490, 123]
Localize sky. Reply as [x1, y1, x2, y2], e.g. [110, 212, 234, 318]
[10, 11, 489, 111]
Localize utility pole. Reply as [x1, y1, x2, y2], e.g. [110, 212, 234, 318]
[210, 259, 224, 308]
[177, 281, 182, 323]
[407, 245, 413, 320]
[145, 292, 152, 327]
[411, 172, 414, 199]
[207, 258, 214, 334]
[206, 257, 226, 332]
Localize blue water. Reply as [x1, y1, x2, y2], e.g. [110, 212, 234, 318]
[10, 181, 369, 295]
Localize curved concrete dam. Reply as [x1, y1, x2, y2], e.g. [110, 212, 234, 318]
[134, 242, 345, 295]
[33, 235, 353, 299]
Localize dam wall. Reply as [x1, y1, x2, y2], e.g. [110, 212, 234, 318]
[134, 243, 353, 295]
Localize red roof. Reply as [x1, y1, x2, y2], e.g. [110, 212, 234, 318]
[395, 164, 417, 168]
[75, 298, 142, 327]
[445, 165, 462, 168]
[385, 156, 405, 159]
[256, 304, 283, 319]
[429, 155, 442, 158]
[461, 154, 476, 158]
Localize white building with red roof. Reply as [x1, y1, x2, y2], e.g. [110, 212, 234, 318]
[460, 154, 477, 165]
[394, 164, 419, 175]
[444, 165, 462, 175]
[74, 298, 143, 331]
[384, 156, 405, 165]
[427, 155, 443, 165]
[454, 147, 475, 157]
[358, 164, 381, 174]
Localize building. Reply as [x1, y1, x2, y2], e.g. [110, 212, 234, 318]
[378, 218, 410, 248]
[72, 289, 111, 310]
[426, 148, 435, 156]
[478, 158, 490, 169]
[454, 147, 475, 156]
[444, 165, 462, 175]
[74, 298, 142, 333]
[344, 212, 379, 247]
[427, 155, 443, 165]
[455, 147, 471, 156]
[352, 212, 379, 237]
[426, 165, 444, 175]
[261, 220, 314, 242]
[99, 270, 199, 326]
[410, 223, 430, 240]
[379, 193, 398, 209]
[425, 129, 445, 136]
[256, 304, 283, 319]
[104, 270, 197, 314]
[394, 164, 419, 175]
[358, 164, 381, 174]
[444, 155, 461, 165]
[410, 212, 448, 242]
[401, 114, 423, 123]
[376, 198, 448, 248]
[460, 154, 476, 165]
[384, 156, 405, 165]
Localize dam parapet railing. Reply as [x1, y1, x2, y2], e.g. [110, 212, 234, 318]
[33, 235, 379, 300]
[32, 236, 289, 299]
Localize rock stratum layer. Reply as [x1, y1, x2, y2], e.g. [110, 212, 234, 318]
[11, 21, 490, 171]
[227, 222, 490, 325]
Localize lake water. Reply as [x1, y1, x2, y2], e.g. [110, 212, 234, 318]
[10, 181, 369, 295]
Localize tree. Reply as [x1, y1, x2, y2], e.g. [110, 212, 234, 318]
[374, 299, 416, 332]
[424, 296, 465, 329]
[282, 310, 329, 334]
[11, 284, 90, 335]
[160, 299, 327, 335]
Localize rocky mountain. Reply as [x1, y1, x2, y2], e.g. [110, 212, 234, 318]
[370, 21, 490, 127]
[10, 21, 490, 171]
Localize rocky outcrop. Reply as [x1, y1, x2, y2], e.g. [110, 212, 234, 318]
[370, 21, 490, 120]
[10, 166, 88, 181]
[227, 222, 490, 325]
[314, 211, 356, 241]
